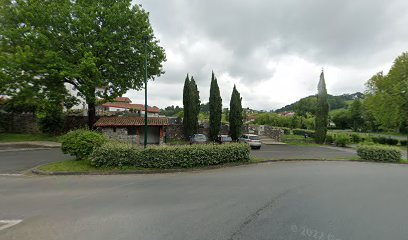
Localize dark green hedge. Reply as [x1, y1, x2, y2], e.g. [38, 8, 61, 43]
[90, 142, 251, 168]
[334, 134, 350, 147]
[357, 144, 401, 162]
[292, 129, 315, 138]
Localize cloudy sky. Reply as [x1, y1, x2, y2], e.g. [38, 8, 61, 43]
[126, 0, 408, 110]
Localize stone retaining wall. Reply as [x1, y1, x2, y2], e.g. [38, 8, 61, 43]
[0, 113, 98, 134]
[0, 113, 40, 133]
[101, 128, 139, 145]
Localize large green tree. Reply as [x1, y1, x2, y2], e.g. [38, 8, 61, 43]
[209, 72, 222, 140]
[315, 71, 329, 143]
[0, 0, 166, 129]
[350, 99, 364, 131]
[190, 76, 200, 134]
[229, 85, 243, 140]
[182, 75, 192, 139]
[364, 52, 408, 132]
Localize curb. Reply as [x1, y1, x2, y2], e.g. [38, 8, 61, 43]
[0, 147, 57, 153]
[30, 159, 355, 176]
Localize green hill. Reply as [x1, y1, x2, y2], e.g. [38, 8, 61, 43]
[275, 92, 363, 113]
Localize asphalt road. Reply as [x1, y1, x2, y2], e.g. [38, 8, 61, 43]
[0, 149, 71, 174]
[1, 161, 408, 240]
[251, 144, 357, 160]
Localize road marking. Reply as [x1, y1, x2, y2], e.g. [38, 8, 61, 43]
[0, 174, 22, 177]
[0, 220, 23, 231]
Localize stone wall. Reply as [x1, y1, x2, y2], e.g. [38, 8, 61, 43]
[101, 128, 140, 145]
[165, 124, 230, 141]
[165, 124, 184, 141]
[0, 113, 99, 134]
[0, 113, 40, 133]
[263, 126, 284, 142]
[243, 124, 283, 142]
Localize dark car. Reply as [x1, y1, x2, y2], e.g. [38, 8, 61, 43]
[190, 134, 208, 145]
[216, 135, 233, 144]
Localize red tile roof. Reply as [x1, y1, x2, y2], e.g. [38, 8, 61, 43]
[101, 102, 160, 113]
[94, 116, 169, 127]
[113, 97, 131, 103]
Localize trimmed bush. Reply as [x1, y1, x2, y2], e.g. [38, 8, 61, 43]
[292, 129, 315, 138]
[357, 144, 401, 162]
[325, 134, 334, 144]
[334, 134, 350, 147]
[400, 140, 407, 146]
[385, 138, 399, 146]
[371, 137, 380, 144]
[90, 142, 251, 169]
[377, 137, 387, 144]
[61, 129, 107, 160]
[350, 133, 361, 143]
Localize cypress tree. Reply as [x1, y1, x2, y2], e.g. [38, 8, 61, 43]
[315, 71, 329, 143]
[190, 76, 201, 134]
[183, 75, 192, 140]
[229, 85, 243, 140]
[209, 71, 222, 140]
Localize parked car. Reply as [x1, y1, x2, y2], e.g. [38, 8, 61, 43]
[190, 134, 208, 145]
[239, 134, 262, 149]
[216, 135, 233, 144]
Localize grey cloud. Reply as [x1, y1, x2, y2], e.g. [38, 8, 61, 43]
[135, 0, 408, 109]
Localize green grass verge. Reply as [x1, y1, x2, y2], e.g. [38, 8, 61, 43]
[38, 159, 149, 173]
[0, 133, 59, 143]
[281, 134, 320, 146]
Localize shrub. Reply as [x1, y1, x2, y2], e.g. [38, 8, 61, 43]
[61, 129, 107, 159]
[400, 140, 407, 146]
[371, 137, 380, 144]
[325, 134, 334, 144]
[334, 134, 350, 147]
[377, 137, 387, 144]
[350, 133, 361, 143]
[37, 109, 64, 134]
[90, 142, 251, 168]
[292, 129, 315, 138]
[385, 138, 399, 146]
[357, 144, 401, 162]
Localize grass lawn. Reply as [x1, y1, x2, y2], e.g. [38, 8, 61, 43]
[38, 159, 150, 173]
[328, 129, 407, 140]
[281, 134, 320, 146]
[0, 133, 59, 143]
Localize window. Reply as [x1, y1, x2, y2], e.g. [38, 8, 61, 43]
[249, 136, 260, 140]
[113, 127, 116, 133]
[127, 127, 137, 135]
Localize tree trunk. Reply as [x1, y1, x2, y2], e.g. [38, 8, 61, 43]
[87, 102, 96, 130]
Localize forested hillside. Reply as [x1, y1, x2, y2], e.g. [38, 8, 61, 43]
[275, 92, 364, 113]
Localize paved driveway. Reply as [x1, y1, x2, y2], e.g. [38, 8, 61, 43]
[251, 144, 357, 160]
[1, 161, 408, 240]
[0, 149, 71, 174]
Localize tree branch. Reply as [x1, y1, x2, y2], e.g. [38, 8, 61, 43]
[64, 78, 79, 89]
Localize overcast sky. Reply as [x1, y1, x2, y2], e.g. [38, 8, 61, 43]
[126, 0, 408, 110]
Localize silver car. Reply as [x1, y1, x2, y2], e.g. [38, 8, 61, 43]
[239, 134, 262, 149]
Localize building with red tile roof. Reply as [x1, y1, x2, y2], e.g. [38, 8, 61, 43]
[95, 116, 168, 145]
[98, 97, 160, 116]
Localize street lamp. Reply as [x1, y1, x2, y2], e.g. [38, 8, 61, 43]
[143, 36, 149, 149]
[401, 89, 408, 160]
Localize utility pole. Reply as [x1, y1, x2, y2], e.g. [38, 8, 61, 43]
[143, 36, 148, 148]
